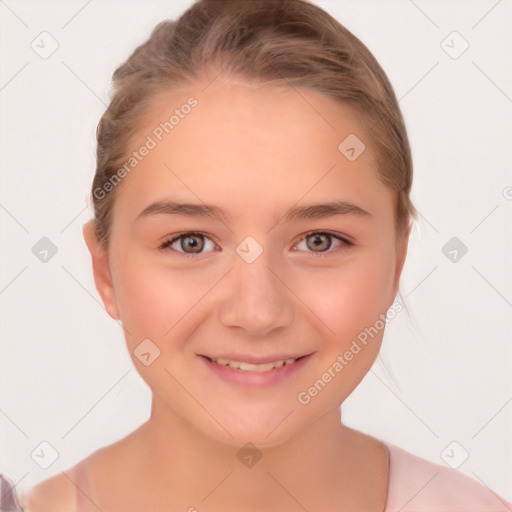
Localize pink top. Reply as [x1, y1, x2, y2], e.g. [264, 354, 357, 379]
[384, 443, 511, 511]
[6, 442, 511, 511]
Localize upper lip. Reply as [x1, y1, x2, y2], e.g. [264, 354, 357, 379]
[200, 353, 312, 364]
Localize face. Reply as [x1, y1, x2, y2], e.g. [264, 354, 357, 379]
[84, 79, 410, 448]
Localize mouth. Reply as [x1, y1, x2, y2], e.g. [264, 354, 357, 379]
[197, 353, 313, 388]
[203, 355, 308, 372]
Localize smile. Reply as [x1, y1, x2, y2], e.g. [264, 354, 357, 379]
[198, 354, 313, 388]
[206, 356, 301, 372]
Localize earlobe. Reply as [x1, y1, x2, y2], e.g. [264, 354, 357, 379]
[82, 220, 121, 320]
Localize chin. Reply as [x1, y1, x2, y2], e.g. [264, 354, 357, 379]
[197, 404, 313, 450]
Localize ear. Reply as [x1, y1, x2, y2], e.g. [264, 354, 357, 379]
[390, 221, 412, 304]
[82, 220, 120, 320]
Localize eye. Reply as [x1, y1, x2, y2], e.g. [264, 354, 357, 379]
[159, 232, 217, 257]
[294, 231, 353, 256]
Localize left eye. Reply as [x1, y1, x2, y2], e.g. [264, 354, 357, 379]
[294, 231, 352, 255]
[159, 232, 216, 256]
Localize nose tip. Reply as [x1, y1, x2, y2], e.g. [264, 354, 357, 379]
[218, 251, 294, 336]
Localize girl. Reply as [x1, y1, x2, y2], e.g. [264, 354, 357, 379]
[3, 0, 510, 510]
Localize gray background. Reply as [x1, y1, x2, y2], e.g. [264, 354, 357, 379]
[1, 0, 511, 502]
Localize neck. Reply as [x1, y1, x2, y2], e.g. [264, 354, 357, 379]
[124, 397, 386, 511]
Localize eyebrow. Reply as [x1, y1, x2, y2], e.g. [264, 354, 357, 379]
[135, 199, 372, 224]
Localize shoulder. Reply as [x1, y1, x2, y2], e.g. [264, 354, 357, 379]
[384, 442, 512, 511]
[18, 467, 78, 512]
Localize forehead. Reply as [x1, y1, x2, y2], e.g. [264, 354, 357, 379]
[141, 79, 369, 162]
[113, 79, 393, 225]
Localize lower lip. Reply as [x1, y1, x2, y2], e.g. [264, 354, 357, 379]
[198, 354, 312, 388]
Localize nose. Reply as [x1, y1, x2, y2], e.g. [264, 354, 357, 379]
[218, 249, 294, 336]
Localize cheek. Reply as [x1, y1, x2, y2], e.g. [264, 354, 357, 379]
[113, 260, 200, 343]
[293, 252, 395, 342]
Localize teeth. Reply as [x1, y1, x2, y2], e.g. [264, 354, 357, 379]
[212, 357, 297, 372]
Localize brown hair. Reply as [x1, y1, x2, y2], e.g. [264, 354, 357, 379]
[91, 0, 417, 248]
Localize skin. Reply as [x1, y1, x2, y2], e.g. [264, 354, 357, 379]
[26, 78, 410, 512]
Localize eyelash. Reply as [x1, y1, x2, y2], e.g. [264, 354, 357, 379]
[158, 231, 354, 259]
